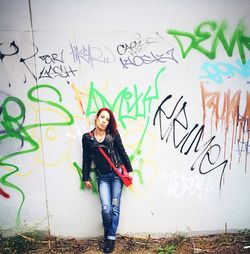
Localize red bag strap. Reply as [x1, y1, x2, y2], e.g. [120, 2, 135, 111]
[88, 131, 125, 178]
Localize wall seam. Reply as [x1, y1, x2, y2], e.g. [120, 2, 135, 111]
[28, 0, 51, 237]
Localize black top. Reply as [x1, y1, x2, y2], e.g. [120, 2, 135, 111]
[82, 129, 133, 181]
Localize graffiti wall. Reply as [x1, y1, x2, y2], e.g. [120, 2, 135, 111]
[0, 0, 250, 237]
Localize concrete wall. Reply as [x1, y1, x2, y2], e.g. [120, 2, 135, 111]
[0, 0, 250, 237]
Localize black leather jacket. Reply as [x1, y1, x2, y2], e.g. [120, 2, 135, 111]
[82, 129, 133, 181]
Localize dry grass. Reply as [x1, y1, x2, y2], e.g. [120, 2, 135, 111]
[1, 230, 250, 253]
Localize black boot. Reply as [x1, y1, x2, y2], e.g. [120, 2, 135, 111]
[104, 231, 108, 241]
[103, 239, 115, 253]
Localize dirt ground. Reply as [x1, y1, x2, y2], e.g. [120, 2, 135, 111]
[1, 231, 250, 254]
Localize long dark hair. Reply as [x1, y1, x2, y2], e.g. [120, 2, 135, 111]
[96, 108, 117, 135]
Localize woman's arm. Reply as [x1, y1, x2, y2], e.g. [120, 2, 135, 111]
[114, 131, 133, 172]
[82, 134, 91, 181]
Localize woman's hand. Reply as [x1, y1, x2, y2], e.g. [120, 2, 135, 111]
[84, 181, 92, 189]
[124, 172, 133, 179]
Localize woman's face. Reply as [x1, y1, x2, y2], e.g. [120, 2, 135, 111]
[95, 110, 110, 131]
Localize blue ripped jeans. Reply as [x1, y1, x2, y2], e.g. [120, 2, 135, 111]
[97, 168, 123, 240]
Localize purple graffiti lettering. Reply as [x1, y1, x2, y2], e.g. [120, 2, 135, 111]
[117, 33, 166, 56]
[120, 49, 178, 69]
[236, 140, 250, 156]
[69, 43, 115, 68]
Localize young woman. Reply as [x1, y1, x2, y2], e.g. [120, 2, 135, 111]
[82, 108, 133, 253]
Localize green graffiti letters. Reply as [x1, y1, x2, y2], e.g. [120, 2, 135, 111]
[0, 84, 74, 226]
[86, 67, 166, 129]
[167, 21, 250, 64]
[27, 84, 74, 128]
[73, 162, 98, 193]
[0, 96, 39, 226]
[1, 97, 26, 134]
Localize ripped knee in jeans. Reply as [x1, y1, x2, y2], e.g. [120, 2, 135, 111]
[112, 198, 118, 206]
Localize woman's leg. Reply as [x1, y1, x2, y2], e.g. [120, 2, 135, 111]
[108, 173, 123, 240]
[98, 174, 112, 239]
[99, 170, 123, 253]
